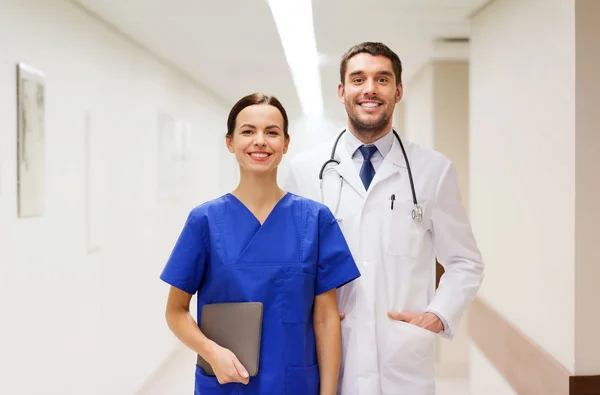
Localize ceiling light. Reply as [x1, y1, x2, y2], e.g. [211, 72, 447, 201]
[267, 0, 323, 117]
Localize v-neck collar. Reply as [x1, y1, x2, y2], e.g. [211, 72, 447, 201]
[226, 192, 290, 226]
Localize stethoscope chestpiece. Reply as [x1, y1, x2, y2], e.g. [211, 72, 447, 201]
[412, 205, 423, 223]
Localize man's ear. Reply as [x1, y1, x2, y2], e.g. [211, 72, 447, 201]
[396, 83, 403, 103]
[337, 83, 346, 104]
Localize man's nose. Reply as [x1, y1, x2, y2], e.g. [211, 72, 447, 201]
[364, 78, 378, 95]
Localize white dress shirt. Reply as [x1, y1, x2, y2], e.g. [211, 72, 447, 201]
[345, 128, 394, 172]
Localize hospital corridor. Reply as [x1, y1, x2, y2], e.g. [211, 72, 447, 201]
[1, 0, 599, 394]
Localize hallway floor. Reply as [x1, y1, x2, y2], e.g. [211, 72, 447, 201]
[436, 377, 470, 395]
[136, 346, 470, 395]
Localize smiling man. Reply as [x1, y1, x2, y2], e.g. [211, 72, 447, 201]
[339, 49, 401, 144]
[284, 42, 485, 395]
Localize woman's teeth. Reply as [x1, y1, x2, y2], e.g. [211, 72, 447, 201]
[250, 153, 269, 158]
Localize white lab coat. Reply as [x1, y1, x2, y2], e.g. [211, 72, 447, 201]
[283, 132, 484, 395]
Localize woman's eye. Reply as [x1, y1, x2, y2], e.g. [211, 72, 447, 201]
[241, 130, 252, 134]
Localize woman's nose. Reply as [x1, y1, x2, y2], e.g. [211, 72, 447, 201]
[254, 132, 266, 145]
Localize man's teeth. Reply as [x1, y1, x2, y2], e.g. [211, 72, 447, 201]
[251, 153, 269, 158]
[361, 102, 380, 108]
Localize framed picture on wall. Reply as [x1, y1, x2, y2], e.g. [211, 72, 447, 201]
[16, 63, 45, 218]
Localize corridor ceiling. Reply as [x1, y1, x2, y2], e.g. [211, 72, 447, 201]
[71, 0, 491, 120]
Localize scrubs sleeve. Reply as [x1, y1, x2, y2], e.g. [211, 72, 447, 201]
[315, 207, 361, 295]
[160, 209, 208, 295]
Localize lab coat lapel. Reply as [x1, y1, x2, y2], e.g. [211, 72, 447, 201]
[369, 134, 407, 190]
[335, 143, 366, 199]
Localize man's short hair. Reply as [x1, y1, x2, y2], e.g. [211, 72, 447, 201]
[340, 42, 403, 85]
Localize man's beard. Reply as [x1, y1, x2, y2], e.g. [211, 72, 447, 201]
[346, 102, 392, 139]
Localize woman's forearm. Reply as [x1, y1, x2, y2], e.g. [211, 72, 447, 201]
[166, 308, 217, 362]
[314, 313, 341, 395]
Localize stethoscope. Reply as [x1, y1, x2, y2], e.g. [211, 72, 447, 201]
[318, 129, 423, 223]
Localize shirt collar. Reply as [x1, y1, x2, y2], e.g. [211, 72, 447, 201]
[345, 127, 395, 159]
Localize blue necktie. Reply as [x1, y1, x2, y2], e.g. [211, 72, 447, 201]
[358, 145, 378, 190]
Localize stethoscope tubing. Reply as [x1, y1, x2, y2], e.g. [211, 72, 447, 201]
[318, 128, 422, 223]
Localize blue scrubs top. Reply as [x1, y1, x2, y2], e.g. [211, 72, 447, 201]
[160, 192, 361, 395]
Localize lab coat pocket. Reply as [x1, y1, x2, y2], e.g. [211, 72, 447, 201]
[382, 200, 427, 257]
[280, 267, 316, 324]
[285, 364, 319, 395]
[380, 320, 436, 395]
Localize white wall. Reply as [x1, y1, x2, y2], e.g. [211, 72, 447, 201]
[0, 1, 232, 394]
[404, 63, 434, 148]
[469, 0, 576, 391]
[469, 347, 517, 395]
[433, 61, 470, 211]
[392, 101, 406, 138]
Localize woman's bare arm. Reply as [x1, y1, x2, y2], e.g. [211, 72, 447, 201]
[313, 288, 341, 395]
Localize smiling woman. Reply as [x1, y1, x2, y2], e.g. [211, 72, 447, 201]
[159, 93, 361, 395]
[225, 93, 290, 182]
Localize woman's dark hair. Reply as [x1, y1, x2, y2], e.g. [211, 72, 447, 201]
[226, 93, 289, 138]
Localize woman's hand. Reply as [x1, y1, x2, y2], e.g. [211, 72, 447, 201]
[206, 344, 250, 385]
[164, 287, 250, 385]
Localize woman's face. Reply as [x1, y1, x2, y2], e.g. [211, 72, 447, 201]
[226, 104, 289, 174]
